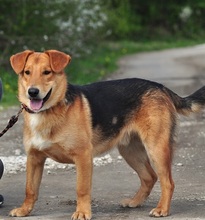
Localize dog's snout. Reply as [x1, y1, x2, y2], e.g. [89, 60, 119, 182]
[28, 88, 39, 98]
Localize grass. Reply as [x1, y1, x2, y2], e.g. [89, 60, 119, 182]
[0, 71, 18, 107]
[1, 39, 205, 107]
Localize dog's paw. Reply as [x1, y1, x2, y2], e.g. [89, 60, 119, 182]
[120, 198, 141, 208]
[9, 207, 30, 217]
[71, 210, 92, 220]
[149, 207, 169, 217]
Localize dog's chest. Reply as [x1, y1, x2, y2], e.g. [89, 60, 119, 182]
[26, 114, 52, 150]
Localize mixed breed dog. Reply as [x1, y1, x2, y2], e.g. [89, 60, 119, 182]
[0, 50, 205, 219]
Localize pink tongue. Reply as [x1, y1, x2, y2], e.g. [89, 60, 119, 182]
[30, 99, 43, 111]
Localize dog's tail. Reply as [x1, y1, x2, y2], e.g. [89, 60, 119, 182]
[166, 86, 205, 115]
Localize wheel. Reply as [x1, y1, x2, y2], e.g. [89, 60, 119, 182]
[0, 195, 4, 206]
[0, 159, 4, 179]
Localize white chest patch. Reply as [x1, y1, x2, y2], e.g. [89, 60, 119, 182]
[27, 114, 52, 151]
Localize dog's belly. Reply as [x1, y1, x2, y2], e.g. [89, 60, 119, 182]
[93, 130, 136, 157]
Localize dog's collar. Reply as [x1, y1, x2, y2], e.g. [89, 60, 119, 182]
[21, 103, 36, 114]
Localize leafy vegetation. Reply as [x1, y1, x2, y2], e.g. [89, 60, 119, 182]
[103, 0, 205, 40]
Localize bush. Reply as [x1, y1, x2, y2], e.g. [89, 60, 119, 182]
[102, 0, 205, 40]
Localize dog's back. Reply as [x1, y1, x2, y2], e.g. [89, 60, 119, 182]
[71, 78, 166, 137]
[67, 78, 205, 139]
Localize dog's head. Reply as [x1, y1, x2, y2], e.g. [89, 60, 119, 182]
[10, 50, 71, 113]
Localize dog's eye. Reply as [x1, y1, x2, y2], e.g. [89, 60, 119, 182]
[43, 71, 51, 75]
[24, 70, 30, 75]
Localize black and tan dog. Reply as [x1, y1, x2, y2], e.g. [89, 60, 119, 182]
[9, 50, 205, 219]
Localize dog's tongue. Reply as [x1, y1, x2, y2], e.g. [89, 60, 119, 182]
[30, 99, 43, 111]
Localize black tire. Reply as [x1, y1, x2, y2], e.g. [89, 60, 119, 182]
[0, 159, 4, 179]
[0, 195, 4, 206]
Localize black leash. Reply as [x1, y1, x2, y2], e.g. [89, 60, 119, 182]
[0, 105, 24, 138]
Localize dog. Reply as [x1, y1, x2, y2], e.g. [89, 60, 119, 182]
[9, 50, 205, 219]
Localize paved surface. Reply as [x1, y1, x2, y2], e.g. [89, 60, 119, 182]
[1, 45, 205, 219]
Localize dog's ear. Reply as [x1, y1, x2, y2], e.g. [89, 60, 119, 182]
[45, 50, 71, 73]
[10, 50, 34, 74]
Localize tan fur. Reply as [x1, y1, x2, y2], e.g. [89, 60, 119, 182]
[9, 50, 184, 219]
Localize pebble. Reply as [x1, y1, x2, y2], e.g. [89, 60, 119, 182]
[176, 162, 183, 166]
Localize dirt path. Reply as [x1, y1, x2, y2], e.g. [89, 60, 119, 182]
[109, 44, 205, 94]
[1, 45, 205, 219]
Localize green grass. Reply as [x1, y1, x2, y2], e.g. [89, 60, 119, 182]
[0, 71, 18, 107]
[1, 39, 205, 107]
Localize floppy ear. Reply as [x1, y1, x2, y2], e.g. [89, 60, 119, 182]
[45, 50, 71, 73]
[10, 50, 34, 74]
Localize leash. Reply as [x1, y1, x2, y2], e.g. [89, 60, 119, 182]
[0, 103, 36, 138]
[0, 105, 24, 138]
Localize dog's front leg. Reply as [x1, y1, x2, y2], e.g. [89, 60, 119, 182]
[10, 149, 46, 217]
[72, 149, 93, 220]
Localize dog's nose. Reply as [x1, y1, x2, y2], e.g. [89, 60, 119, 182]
[28, 88, 39, 98]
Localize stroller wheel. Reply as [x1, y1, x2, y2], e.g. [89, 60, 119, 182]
[0, 195, 4, 206]
[0, 159, 4, 179]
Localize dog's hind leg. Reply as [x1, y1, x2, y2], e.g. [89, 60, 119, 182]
[9, 149, 46, 217]
[131, 93, 177, 217]
[118, 136, 157, 208]
[138, 115, 175, 217]
[144, 138, 175, 217]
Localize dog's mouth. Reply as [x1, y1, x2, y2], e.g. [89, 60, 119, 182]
[30, 88, 52, 111]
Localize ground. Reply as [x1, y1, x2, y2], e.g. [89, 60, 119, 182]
[1, 45, 205, 219]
